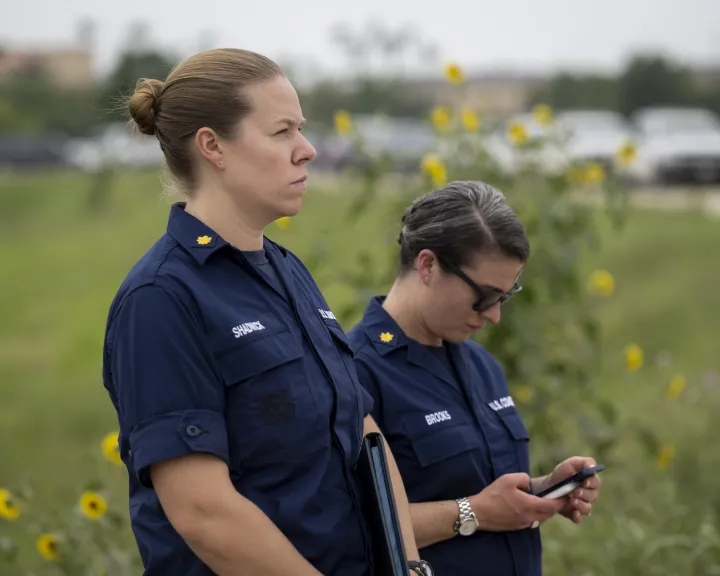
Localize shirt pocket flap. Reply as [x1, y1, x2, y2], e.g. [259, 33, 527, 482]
[497, 408, 530, 441]
[214, 327, 303, 386]
[324, 322, 354, 356]
[402, 413, 483, 468]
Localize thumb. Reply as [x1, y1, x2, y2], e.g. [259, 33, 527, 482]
[501, 472, 532, 491]
[532, 494, 568, 516]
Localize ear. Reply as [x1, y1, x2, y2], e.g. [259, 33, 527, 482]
[194, 127, 224, 169]
[416, 249, 437, 283]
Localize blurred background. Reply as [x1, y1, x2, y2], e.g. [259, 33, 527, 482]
[1, 1, 719, 574]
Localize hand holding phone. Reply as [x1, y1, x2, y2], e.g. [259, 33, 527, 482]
[536, 465, 605, 499]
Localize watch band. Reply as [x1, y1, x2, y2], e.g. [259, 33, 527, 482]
[456, 497, 474, 523]
[408, 559, 434, 575]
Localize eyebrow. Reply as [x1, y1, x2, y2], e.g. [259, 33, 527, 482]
[276, 117, 306, 127]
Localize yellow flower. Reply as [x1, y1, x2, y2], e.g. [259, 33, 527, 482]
[275, 216, 292, 230]
[460, 108, 480, 133]
[0, 488, 20, 520]
[379, 332, 394, 343]
[79, 491, 107, 520]
[656, 443, 676, 470]
[507, 122, 528, 146]
[101, 431, 122, 466]
[443, 62, 464, 84]
[333, 110, 352, 135]
[666, 374, 686, 400]
[532, 103, 553, 126]
[512, 385, 534, 405]
[615, 140, 637, 166]
[36, 533, 59, 561]
[588, 269, 615, 296]
[624, 344, 644, 372]
[430, 106, 453, 133]
[584, 162, 606, 185]
[420, 154, 447, 188]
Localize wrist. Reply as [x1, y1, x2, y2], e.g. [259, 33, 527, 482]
[453, 497, 479, 536]
[466, 493, 486, 531]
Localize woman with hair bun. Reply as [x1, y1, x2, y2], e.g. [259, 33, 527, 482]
[102, 48, 419, 576]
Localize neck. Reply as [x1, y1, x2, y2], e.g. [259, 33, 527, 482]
[185, 189, 264, 251]
[382, 278, 442, 347]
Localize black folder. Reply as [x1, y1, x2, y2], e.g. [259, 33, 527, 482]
[357, 432, 409, 576]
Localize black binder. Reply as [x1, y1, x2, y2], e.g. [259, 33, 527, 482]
[357, 432, 409, 576]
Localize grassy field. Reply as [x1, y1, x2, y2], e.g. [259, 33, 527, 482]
[1, 169, 719, 574]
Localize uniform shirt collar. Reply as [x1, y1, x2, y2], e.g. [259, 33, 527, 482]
[166, 202, 288, 265]
[360, 296, 412, 355]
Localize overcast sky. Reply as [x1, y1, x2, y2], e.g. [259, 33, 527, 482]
[2, 0, 719, 81]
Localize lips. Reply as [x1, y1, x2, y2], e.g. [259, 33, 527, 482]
[291, 175, 307, 184]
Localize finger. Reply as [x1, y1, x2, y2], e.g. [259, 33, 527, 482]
[533, 497, 566, 519]
[583, 475, 600, 490]
[570, 498, 593, 515]
[571, 509, 583, 524]
[579, 488, 598, 504]
[576, 457, 597, 471]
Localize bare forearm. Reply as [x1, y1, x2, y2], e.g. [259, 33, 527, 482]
[179, 493, 322, 576]
[364, 416, 419, 561]
[385, 443, 420, 560]
[409, 501, 458, 549]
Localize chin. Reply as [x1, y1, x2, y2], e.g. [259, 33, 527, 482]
[279, 197, 303, 218]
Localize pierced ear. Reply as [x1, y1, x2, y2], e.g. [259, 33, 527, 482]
[195, 127, 224, 168]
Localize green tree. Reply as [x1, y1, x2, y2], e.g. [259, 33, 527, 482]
[617, 55, 697, 116]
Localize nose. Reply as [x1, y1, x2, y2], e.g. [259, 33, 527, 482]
[293, 134, 317, 165]
[481, 302, 502, 325]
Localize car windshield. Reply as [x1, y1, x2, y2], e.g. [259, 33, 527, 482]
[637, 110, 720, 135]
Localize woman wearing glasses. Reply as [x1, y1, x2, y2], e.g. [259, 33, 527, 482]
[347, 181, 601, 576]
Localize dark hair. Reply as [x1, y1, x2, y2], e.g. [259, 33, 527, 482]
[126, 48, 284, 194]
[397, 180, 530, 275]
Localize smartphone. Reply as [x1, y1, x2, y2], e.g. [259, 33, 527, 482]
[536, 465, 605, 499]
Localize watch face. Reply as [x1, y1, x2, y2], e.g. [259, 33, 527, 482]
[459, 518, 477, 536]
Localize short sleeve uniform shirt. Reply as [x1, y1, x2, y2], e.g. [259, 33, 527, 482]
[102, 203, 375, 576]
[347, 296, 541, 576]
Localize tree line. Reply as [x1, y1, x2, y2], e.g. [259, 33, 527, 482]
[0, 47, 717, 137]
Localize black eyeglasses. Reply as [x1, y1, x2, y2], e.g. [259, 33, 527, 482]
[441, 260, 523, 312]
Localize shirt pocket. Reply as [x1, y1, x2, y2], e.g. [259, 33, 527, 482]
[494, 408, 531, 474]
[213, 325, 328, 469]
[402, 413, 484, 468]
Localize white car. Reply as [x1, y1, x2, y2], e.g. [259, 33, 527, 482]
[555, 110, 634, 172]
[484, 111, 632, 177]
[483, 113, 569, 176]
[64, 123, 165, 171]
[626, 107, 720, 185]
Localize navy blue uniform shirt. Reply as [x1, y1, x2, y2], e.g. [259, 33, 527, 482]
[102, 203, 375, 576]
[347, 296, 541, 576]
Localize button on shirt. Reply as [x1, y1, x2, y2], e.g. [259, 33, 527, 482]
[347, 296, 541, 576]
[102, 203, 374, 576]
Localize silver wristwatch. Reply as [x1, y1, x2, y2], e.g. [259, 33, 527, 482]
[453, 497, 479, 536]
[408, 559, 434, 575]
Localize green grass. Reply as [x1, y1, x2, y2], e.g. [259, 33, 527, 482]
[1, 169, 719, 573]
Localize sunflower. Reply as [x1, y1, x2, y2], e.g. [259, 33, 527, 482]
[0, 489, 19, 520]
[36, 533, 60, 561]
[79, 491, 107, 520]
[101, 431, 122, 465]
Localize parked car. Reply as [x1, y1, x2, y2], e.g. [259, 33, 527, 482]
[626, 107, 720, 184]
[485, 110, 636, 178]
[63, 123, 164, 171]
[555, 110, 634, 172]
